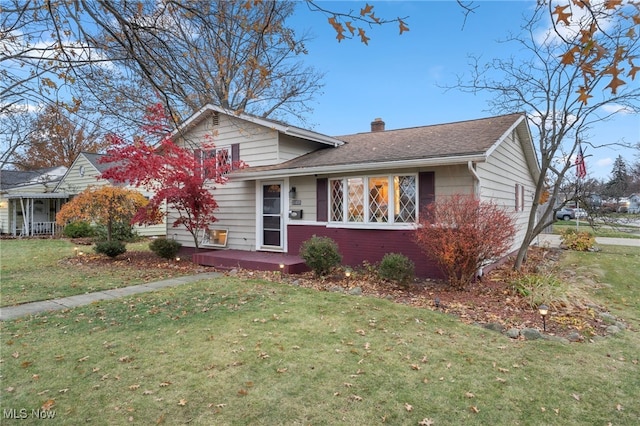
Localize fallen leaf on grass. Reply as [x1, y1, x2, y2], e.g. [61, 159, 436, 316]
[572, 393, 580, 401]
[419, 419, 434, 426]
[495, 377, 506, 383]
[41, 399, 55, 410]
[78, 355, 89, 362]
[404, 403, 413, 412]
[129, 384, 140, 391]
[350, 394, 363, 401]
[276, 368, 287, 373]
[177, 399, 187, 406]
[411, 364, 421, 370]
[159, 381, 171, 387]
[470, 406, 479, 413]
[237, 389, 248, 396]
[616, 404, 623, 411]
[465, 392, 475, 398]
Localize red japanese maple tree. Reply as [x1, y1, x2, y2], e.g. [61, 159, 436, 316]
[100, 104, 245, 248]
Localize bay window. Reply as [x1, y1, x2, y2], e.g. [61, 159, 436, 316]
[329, 174, 417, 224]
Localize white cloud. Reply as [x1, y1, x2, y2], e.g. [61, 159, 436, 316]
[600, 104, 634, 114]
[596, 157, 614, 168]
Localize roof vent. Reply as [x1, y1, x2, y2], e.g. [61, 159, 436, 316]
[371, 118, 385, 132]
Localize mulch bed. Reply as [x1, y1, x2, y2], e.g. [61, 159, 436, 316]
[67, 245, 618, 340]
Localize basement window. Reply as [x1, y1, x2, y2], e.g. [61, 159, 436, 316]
[201, 228, 228, 247]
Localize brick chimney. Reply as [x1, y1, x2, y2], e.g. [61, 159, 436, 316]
[370, 117, 385, 132]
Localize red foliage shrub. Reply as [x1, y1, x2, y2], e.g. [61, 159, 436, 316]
[414, 194, 516, 289]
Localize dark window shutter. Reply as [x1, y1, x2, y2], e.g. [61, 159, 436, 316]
[316, 178, 328, 222]
[418, 172, 435, 215]
[194, 149, 202, 177]
[515, 183, 520, 212]
[231, 144, 240, 169]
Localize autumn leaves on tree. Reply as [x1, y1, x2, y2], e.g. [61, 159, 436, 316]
[99, 104, 245, 248]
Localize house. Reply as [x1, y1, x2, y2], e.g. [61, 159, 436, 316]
[54, 152, 166, 237]
[628, 194, 640, 214]
[0, 166, 68, 236]
[170, 105, 540, 278]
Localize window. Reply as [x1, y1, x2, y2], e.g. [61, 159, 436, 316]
[201, 228, 228, 247]
[200, 146, 231, 179]
[329, 174, 417, 224]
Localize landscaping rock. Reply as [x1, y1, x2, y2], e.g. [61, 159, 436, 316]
[566, 332, 584, 342]
[615, 321, 626, 330]
[599, 312, 617, 325]
[521, 328, 543, 340]
[543, 334, 570, 344]
[506, 328, 521, 339]
[605, 325, 622, 335]
[348, 287, 363, 296]
[329, 285, 344, 293]
[482, 322, 505, 333]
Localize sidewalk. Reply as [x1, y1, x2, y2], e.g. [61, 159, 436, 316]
[0, 272, 220, 322]
[537, 234, 640, 248]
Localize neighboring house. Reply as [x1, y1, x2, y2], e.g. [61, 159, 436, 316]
[628, 194, 640, 214]
[0, 167, 68, 236]
[54, 152, 166, 237]
[170, 105, 540, 278]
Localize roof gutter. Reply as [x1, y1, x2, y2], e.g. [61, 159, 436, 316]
[468, 161, 481, 196]
[231, 154, 487, 181]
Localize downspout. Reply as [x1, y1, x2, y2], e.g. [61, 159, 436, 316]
[468, 161, 480, 197]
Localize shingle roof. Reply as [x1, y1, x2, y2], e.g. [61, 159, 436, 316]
[0, 167, 66, 190]
[81, 152, 113, 173]
[237, 113, 525, 174]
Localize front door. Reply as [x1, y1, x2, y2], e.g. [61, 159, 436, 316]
[261, 182, 283, 249]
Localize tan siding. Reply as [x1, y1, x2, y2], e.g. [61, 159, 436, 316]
[478, 129, 536, 250]
[179, 113, 280, 167]
[289, 175, 317, 221]
[279, 135, 325, 162]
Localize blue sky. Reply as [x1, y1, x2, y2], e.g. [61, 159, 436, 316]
[289, 1, 639, 181]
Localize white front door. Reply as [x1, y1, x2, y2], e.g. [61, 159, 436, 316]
[260, 181, 283, 250]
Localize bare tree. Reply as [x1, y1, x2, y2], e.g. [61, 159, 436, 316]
[456, 2, 639, 268]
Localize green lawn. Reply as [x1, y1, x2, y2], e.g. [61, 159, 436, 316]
[0, 239, 197, 307]
[1, 242, 639, 425]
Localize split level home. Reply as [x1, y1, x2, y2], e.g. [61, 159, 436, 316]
[170, 105, 540, 278]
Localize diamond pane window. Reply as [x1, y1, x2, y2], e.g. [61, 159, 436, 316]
[368, 177, 389, 222]
[347, 178, 364, 222]
[330, 179, 344, 222]
[394, 175, 416, 223]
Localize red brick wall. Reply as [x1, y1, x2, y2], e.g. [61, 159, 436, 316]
[287, 225, 444, 279]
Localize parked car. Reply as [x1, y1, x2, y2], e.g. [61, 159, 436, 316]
[573, 208, 588, 219]
[556, 207, 574, 221]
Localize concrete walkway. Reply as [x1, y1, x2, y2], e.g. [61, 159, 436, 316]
[537, 233, 640, 248]
[0, 272, 220, 322]
[2, 235, 638, 322]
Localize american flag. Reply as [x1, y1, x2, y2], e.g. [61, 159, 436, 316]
[575, 144, 587, 179]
